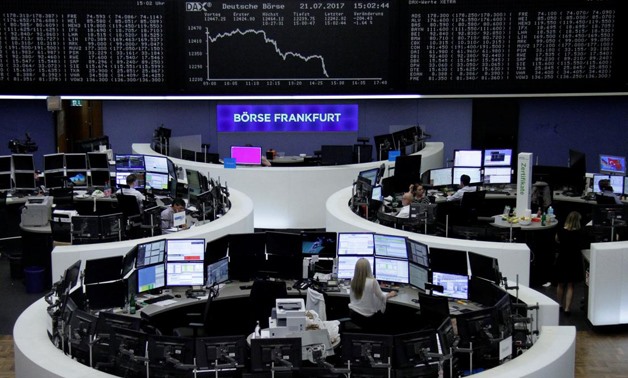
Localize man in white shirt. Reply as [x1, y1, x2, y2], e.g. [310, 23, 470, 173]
[447, 174, 476, 201]
[116, 173, 145, 206]
[396, 192, 414, 218]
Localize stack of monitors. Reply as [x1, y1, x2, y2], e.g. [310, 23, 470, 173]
[374, 234, 410, 285]
[482, 148, 513, 185]
[136, 239, 167, 294]
[115, 154, 145, 189]
[65, 153, 88, 188]
[165, 239, 205, 287]
[144, 155, 170, 192]
[407, 240, 430, 291]
[337, 233, 375, 280]
[87, 152, 111, 188]
[452, 149, 484, 185]
[12, 154, 36, 191]
[0, 155, 12, 191]
[44, 153, 65, 189]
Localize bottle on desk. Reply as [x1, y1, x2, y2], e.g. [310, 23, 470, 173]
[541, 213, 547, 226]
[253, 320, 261, 339]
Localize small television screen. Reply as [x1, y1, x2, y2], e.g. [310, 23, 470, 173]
[301, 232, 336, 257]
[0, 156, 12, 172]
[483, 149, 513, 167]
[374, 234, 408, 259]
[137, 263, 166, 293]
[407, 239, 429, 267]
[337, 256, 374, 280]
[453, 150, 482, 167]
[44, 153, 65, 171]
[14, 172, 36, 190]
[453, 167, 482, 185]
[429, 167, 453, 187]
[0, 173, 12, 190]
[337, 232, 374, 256]
[87, 152, 110, 170]
[600, 154, 626, 175]
[230, 146, 262, 165]
[409, 263, 429, 291]
[431, 271, 469, 300]
[67, 171, 88, 187]
[144, 155, 169, 174]
[115, 154, 145, 171]
[12, 154, 35, 171]
[145, 172, 169, 190]
[45, 171, 66, 189]
[166, 239, 205, 262]
[359, 168, 379, 186]
[374, 256, 409, 284]
[65, 153, 87, 170]
[483, 167, 512, 184]
[166, 261, 205, 286]
[206, 256, 229, 287]
[136, 239, 166, 268]
[429, 248, 467, 276]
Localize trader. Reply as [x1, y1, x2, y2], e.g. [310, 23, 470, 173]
[446, 174, 476, 201]
[160, 198, 187, 230]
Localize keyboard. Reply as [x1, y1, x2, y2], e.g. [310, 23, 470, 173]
[160, 197, 173, 206]
[143, 294, 174, 304]
[381, 286, 399, 293]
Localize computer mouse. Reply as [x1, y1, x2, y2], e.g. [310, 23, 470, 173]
[175, 294, 181, 298]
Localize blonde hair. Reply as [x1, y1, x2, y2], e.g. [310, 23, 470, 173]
[564, 211, 582, 231]
[350, 258, 373, 300]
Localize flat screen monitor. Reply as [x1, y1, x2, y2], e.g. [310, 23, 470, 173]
[181, 149, 196, 161]
[67, 171, 88, 187]
[166, 261, 205, 286]
[0, 173, 12, 190]
[337, 232, 374, 256]
[84, 256, 123, 284]
[14, 172, 36, 190]
[166, 239, 205, 262]
[342, 333, 393, 368]
[136, 239, 166, 268]
[205, 234, 229, 265]
[373, 234, 408, 259]
[483, 167, 512, 184]
[12, 154, 35, 171]
[44, 171, 65, 189]
[250, 337, 302, 372]
[429, 167, 453, 187]
[455, 307, 494, 347]
[148, 335, 196, 368]
[230, 146, 262, 165]
[266, 231, 301, 257]
[393, 330, 438, 369]
[90, 170, 111, 188]
[122, 247, 137, 278]
[359, 168, 379, 186]
[0, 155, 12, 172]
[375, 256, 409, 284]
[44, 153, 65, 171]
[371, 185, 383, 201]
[145, 172, 169, 191]
[592, 204, 627, 226]
[468, 252, 501, 284]
[624, 177, 628, 196]
[600, 154, 626, 175]
[393, 154, 422, 182]
[100, 213, 122, 241]
[483, 149, 512, 167]
[61, 260, 82, 295]
[320, 145, 354, 165]
[195, 336, 247, 370]
[206, 256, 229, 287]
[301, 231, 336, 257]
[429, 248, 467, 276]
[453, 167, 482, 185]
[409, 263, 429, 291]
[453, 150, 482, 167]
[568, 149, 586, 175]
[431, 271, 469, 300]
[407, 239, 429, 267]
[87, 152, 110, 170]
[115, 154, 145, 171]
[84, 280, 126, 310]
[144, 155, 169, 174]
[228, 232, 266, 281]
[65, 153, 87, 170]
[137, 263, 166, 293]
[593, 174, 624, 194]
[337, 256, 374, 280]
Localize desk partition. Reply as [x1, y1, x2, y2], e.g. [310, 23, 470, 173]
[588, 240, 628, 326]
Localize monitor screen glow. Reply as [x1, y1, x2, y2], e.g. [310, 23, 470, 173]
[408, 240, 429, 267]
[337, 233, 374, 256]
[144, 155, 169, 174]
[600, 154, 626, 175]
[166, 262, 205, 286]
[409, 263, 429, 291]
[337, 256, 374, 280]
[483, 149, 512, 167]
[230, 146, 262, 165]
[594, 174, 624, 194]
[375, 257, 409, 284]
[145, 172, 169, 190]
[453, 167, 482, 185]
[115, 154, 145, 171]
[136, 240, 166, 268]
[483, 167, 512, 184]
[359, 168, 379, 186]
[453, 150, 482, 167]
[429, 167, 453, 187]
[432, 271, 469, 300]
[166, 239, 205, 261]
[137, 264, 166, 293]
[67, 171, 88, 187]
[374, 234, 408, 259]
[206, 257, 229, 286]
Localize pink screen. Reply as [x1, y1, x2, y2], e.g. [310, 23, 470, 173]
[231, 146, 262, 165]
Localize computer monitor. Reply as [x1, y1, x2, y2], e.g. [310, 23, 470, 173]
[428, 167, 453, 187]
[359, 168, 379, 187]
[44, 153, 65, 171]
[90, 170, 111, 188]
[624, 177, 628, 196]
[468, 252, 501, 284]
[206, 256, 229, 287]
[419, 293, 451, 328]
[483, 167, 512, 185]
[483, 149, 512, 167]
[85, 280, 127, 310]
[375, 256, 409, 284]
[227, 232, 266, 281]
[250, 337, 302, 372]
[493, 291, 513, 338]
[71, 215, 101, 243]
[320, 145, 354, 165]
[148, 335, 196, 370]
[337, 232, 374, 256]
[115, 171, 145, 189]
[0, 155, 11, 172]
[166, 239, 205, 262]
[265, 231, 301, 257]
[373, 234, 408, 259]
[144, 155, 169, 174]
[205, 234, 229, 265]
[67, 171, 88, 188]
[65, 153, 87, 170]
[409, 263, 429, 291]
[454, 150, 482, 167]
[181, 149, 197, 161]
[14, 172, 36, 191]
[407, 239, 429, 267]
[371, 185, 383, 202]
[342, 333, 394, 368]
[115, 154, 145, 171]
[393, 330, 438, 369]
[100, 213, 122, 241]
[195, 336, 247, 370]
[145, 172, 169, 191]
[83, 255, 123, 284]
[230, 146, 262, 165]
[137, 263, 166, 293]
[600, 154, 626, 175]
[436, 317, 457, 355]
[87, 152, 110, 170]
[136, 239, 166, 268]
[0, 173, 11, 191]
[301, 231, 336, 257]
[59, 259, 82, 296]
[122, 247, 137, 278]
[393, 154, 422, 182]
[455, 307, 494, 348]
[12, 154, 35, 171]
[337, 255, 374, 280]
[166, 260, 205, 287]
[429, 248, 467, 276]
[431, 271, 469, 300]
[453, 167, 483, 185]
[44, 171, 66, 189]
[593, 174, 624, 194]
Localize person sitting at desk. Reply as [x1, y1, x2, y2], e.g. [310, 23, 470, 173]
[160, 198, 187, 230]
[348, 258, 397, 330]
[396, 192, 414, 218]
[116, 173, 145, 206]
[598, 179, 622, 205]
[446, 174, 476, 201]
[410, 183, 431, 205]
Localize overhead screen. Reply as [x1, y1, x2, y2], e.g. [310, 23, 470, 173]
[0, 0, 625, 95]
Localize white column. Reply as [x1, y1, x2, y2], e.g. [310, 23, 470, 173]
[516, 152, 533, 217]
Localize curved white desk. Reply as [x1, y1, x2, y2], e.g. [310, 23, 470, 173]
[588, 240, 628, 326]
[50, 188, 254, 284]
[133, 142, 444, 229]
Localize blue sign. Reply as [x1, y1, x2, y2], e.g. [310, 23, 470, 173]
[217, 104, 358, 132]
[388, 150, 401, 162]
[223, 158, 237, 169]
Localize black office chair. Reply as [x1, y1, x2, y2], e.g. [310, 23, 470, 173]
[458, 190, 487, 225]
[405, 203, 437, 233]
[173, 295, 213, 338]
[418, 292, 451, 328]
[49, 187, 74, 210]
[51, 218, 72, 243]
[596, 193, 619, 205]
[116, 194, 142, 239]
[248, 280, 288, 330]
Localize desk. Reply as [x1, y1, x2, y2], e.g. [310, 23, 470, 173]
[490, 215, 558, 231]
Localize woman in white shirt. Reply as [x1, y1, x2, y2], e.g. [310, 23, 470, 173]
[349, 258, 397, 330]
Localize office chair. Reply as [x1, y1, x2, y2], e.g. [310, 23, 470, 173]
[596, 193, 619, 205]
[458, 190, 487, 225]
[405, 203, 437, 233]
[49, 187, 74, 210]
[248, 280, 288, 329]
[418, 292, 450, 328]
[141, 206, 162, 237]
[172, 294, 213, 338]
[51, 218, 72, 243]
[115, 194, 142, 239]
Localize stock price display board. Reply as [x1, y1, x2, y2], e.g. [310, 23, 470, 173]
[183, 0, 395, 94]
